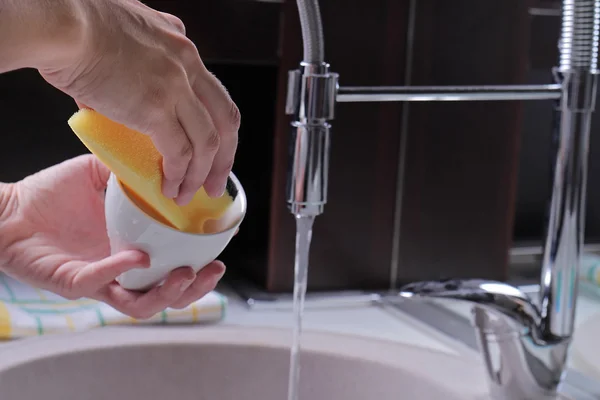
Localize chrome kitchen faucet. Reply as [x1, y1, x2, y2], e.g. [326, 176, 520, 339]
[283, 0, 600, 399]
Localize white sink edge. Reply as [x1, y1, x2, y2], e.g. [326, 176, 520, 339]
[0, 324, 489, 397]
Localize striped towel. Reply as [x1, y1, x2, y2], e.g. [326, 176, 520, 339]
[0, 273, 227, 339]
[581, 253, 600, 285]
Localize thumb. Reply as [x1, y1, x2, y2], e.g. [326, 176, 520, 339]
[71, 250, 150, 293]
[88, 155, 112, 191]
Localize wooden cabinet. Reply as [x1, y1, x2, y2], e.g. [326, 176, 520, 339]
[264, 0, 531, 291]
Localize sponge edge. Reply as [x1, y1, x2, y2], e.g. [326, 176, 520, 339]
[67, 109, 234, 233]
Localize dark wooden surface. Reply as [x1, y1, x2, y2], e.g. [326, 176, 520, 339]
[145, 0, 281, 65]
[265, 0, 408, 292]
[394, 0, 530, 286]
[263, 0, 532, 292]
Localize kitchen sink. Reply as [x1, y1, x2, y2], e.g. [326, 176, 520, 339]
[572, 311, 600, 382]
[0, 325, 496, 400]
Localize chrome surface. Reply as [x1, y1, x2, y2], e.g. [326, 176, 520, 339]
[285, 63, 337, 121]
[529, 8, 562, 17]
[539, 72, 598, 339]
[397, 39, 600, 396]
[399, 280, 568, 399]
[286, 0, 600, 398]
[336, 84, 563, 102]
[385, 285, 600, 400]
[285, 62, 338, 217]
[228, 278, 600, 399]
[295, 0, 324, 63]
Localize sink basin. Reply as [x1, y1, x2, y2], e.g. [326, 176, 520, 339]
[572, 313, 600, 380]
[0, 325, 492, 400]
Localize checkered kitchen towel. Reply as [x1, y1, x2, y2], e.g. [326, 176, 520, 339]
[0, 273, 227, 339]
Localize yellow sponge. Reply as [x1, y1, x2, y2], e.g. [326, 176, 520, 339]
[67, 109, 233, 233]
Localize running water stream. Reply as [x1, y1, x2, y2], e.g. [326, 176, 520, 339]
[286, 215, 315, 400]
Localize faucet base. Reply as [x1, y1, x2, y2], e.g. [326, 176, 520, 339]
[224, 275, 600, 399]
[385, 285, 600, 400]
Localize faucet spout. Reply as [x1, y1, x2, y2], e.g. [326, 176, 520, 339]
[400, 279, 541, 335]
[400, 279, 569, 399]
[398, 2, 600, 398]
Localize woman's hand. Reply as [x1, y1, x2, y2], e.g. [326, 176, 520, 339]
[37, 0, 240, 205]
[0, 155, 227, 319]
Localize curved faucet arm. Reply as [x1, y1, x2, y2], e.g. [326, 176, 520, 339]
[398, 279, 570, 399]
[399, 279, 546, 340]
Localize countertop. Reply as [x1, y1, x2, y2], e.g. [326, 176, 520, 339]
[2, 281, 600, 376]
[219, 286, 464, 356]
[217, 284, 600, 371]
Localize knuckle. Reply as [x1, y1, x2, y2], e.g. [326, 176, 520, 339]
[176, 37, 201, 67]
[227, 103, 242, 132]
[159, 11, 186, 36]
[177, 139, 194, 160]
[205, 130, 221, 152]
[169, 15, 186, 35]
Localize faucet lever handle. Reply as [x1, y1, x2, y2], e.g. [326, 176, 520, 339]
[399, 279, 541, 336]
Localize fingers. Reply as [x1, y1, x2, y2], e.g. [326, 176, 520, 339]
[170, 261, 225, 309]
[71, 250, 150, 293]
[148, 114, 193, 200]
[98, 261, 225, 319]
[173, 88, 220, 205]
[103, 266, 197, 319]
[192, 73, 240, 198]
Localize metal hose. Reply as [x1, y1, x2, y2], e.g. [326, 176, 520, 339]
[559, 0, 600, 71]
[295, 0, 325, 63]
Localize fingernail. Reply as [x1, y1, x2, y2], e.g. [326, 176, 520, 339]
[215, 183, 227, 197]
[207, 182, 226, 198]
[180, 278, 194, 292]
[163, 183, 178, 199]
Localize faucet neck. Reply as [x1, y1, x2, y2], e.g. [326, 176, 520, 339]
[284, 62, 338, 217]
[537, 0, 600, 338]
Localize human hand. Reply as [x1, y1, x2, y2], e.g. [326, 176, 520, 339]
[0, 155, 227, 319]
[38, 0, 240, 205]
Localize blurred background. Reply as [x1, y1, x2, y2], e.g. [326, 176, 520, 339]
[0, 0, 596, 294]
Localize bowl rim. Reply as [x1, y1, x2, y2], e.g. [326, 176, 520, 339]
[109, 171, 247, 237]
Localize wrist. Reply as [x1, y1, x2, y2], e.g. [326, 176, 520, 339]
[0, 0, 86, 72]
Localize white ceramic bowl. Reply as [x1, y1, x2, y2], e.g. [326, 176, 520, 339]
[104, 173, 246, 291]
